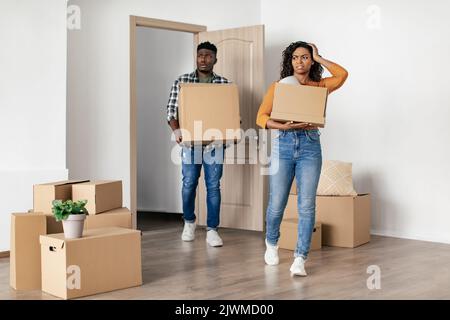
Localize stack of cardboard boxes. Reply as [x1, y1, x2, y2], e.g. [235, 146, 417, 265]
[286, 181, 371, 249]
[10, 180, 142, 299]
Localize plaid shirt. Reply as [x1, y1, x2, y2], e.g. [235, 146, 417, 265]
[166, 70, 229, 122]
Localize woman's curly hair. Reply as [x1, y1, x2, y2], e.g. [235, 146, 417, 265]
[280, 41, 323, 82]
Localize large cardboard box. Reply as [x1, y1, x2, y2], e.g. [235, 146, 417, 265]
[279, 218, 321, 251]
[271, 83, 328, 127]
[10, 213, 46, 290]
[72, 180, 122, 215]
[40, 227, 142, 299]
[10, 208, 132, 291]
[316, 194, 371, 248]
[178, 83, 241, 144]
[33, 180, 89, 214]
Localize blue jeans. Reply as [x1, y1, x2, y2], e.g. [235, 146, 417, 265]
[266, 129, 322, 259]
[181, 145, 224, 231]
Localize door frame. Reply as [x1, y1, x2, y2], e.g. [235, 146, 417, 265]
[129, 16, 206, 228]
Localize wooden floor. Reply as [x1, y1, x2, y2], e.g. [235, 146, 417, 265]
[1, 212, 450, 300]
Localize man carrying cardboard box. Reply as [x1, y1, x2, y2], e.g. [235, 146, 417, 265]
[166, 42, 229, 247]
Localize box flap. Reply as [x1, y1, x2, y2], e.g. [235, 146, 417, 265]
[40, 234, 65, 249]
[37, 180, 89, 186]
[76, 180, 120, 186]
[100, 207, 131, 214]
[81, 227, 140, 239]
[12, 212, 44, 218]
[39, 227, 140, 248]
[179, 83, 233, 88]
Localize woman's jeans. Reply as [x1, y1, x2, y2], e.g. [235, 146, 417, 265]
[181, 145, 224, 231]
[265, 129, 322, 259]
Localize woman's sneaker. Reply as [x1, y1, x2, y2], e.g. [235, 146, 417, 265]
[290, 257, 307, 276]
[264, 239, 279, 265]
[181, 222, 196, 241]
[206, 230, 223, 247]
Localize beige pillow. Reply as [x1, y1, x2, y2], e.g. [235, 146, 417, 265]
[317, 160, 358, 196]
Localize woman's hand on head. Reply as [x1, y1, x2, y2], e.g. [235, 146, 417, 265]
[308, 43, 321, 61]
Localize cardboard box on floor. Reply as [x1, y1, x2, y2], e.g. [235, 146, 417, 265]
[279, 219, 321, 251]
[10, 208, 132, 291]
[72, 180, 122, 215]
[10, 213, 46, 290]
[178, 83, 241, 145]
[316, 194, 371, 248]
[33, 180, 89, 214]
[271, 83, 328, 128]
[40, 227, 142, 300]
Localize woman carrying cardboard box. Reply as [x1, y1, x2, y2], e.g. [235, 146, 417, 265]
[256, 42, 348, 276]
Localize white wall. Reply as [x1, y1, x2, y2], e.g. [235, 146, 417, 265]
[136, 27, 193, 213]
[0, 0, 68, 251]
[262, 0, 450, 244]
[67, 0, 261, 211]
[67, 0, 450, 244]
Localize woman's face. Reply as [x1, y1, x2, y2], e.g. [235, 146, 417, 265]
[291, 47, 314, 76]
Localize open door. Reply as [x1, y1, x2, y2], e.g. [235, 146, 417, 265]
[196, 25, 267, 231]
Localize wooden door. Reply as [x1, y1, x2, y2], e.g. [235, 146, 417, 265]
[196, 25, 267, 231]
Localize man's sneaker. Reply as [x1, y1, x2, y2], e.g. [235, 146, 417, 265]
[290, 257, 307, 276]
[264, 239, 279, 266]
[181, 222, 196, 241]
[206, 230, 223, 247]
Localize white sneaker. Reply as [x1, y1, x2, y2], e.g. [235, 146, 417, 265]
[290, 257, 307, 276]
[206, 230, 223, 247]
[181, 222, 196, 241]
[264, 239, 279, 266]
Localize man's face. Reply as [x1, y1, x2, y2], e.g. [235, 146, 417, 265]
[197, 48, 217, 73]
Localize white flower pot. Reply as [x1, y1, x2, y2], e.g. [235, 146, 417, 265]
[62, 213, 86, 239]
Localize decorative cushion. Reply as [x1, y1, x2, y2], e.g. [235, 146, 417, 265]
[316, 160, 358, 196]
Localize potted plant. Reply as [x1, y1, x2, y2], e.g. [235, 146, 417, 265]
[52, 199, 88, 239]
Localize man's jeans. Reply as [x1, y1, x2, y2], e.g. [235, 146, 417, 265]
[265, 129, 322, 259]
[181, 145, 224, 231]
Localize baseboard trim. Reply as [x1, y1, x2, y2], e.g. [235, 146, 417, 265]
[0, 251, 10, 258]
[371, 229, 450, 245]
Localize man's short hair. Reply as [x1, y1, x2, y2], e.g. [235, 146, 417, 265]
[197, 41, 217, 54]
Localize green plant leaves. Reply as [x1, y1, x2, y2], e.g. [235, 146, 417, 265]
[51, 199, 88, 221]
